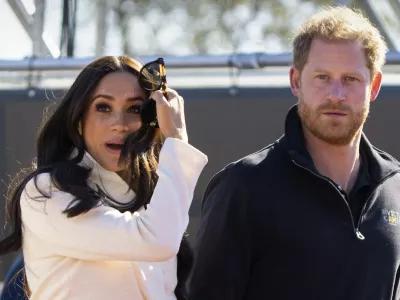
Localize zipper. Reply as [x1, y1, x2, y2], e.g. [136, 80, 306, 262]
[292, 160, 363, 240]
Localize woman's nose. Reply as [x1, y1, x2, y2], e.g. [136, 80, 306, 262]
[110, 112, 129, 132]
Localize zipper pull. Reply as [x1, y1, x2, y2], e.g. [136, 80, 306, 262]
[355, 229, 365, 240]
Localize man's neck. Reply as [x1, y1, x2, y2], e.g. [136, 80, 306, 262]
[303, 129, 362, 194]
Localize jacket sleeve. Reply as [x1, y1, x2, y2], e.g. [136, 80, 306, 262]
[20, 138, 208, 262]
[189, 165, 252, 300]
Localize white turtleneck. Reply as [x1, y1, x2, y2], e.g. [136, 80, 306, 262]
[20, 138, 208, 300]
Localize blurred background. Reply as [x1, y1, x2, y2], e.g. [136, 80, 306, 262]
[1, 0, 400, 283]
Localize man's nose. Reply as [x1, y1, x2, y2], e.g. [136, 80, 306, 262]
[329, 80, 345, 102]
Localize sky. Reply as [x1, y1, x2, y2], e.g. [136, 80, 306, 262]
[0, 0, 104, 59]
[1, 0, 399, 60]
[0, 0, 32, 59]
[0, 0, 308, 60]
[2, 0, 400, 89]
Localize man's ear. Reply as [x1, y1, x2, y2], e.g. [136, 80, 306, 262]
[370, 71, 383, 102]
[290, 67, 301, 97]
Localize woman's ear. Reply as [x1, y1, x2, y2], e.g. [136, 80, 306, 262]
[78, 121, 83, 136]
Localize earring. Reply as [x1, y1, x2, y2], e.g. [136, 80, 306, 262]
[78, 122, 82, 136]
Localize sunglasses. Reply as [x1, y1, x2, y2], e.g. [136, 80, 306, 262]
[138, 57, 167, 127]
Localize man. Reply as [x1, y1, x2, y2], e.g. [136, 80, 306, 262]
[189, 6, 400, 300]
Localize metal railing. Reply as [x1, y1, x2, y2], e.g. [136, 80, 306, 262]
[0, 53, 290, 72]
[1, 52, 400, 72]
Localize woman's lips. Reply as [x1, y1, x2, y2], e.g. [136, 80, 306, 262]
[105, 143, 123, 155]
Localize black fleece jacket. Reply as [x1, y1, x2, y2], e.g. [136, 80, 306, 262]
[189, 105, 400, 300]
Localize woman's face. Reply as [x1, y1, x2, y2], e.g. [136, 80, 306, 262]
[82, 71, 147, 171]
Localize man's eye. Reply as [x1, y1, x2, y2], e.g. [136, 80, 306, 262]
[345, 76, 358, 82]
[317, 75, 328, 80]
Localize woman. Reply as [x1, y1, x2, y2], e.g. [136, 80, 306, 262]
[0, 56, 208, 300]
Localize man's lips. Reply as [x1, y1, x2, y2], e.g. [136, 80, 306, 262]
[322, 111, 348, 116]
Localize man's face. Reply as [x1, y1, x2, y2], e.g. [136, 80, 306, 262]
[290, 38, 382, 145]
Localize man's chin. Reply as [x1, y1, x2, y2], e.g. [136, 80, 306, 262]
[312, 129, 356, 145]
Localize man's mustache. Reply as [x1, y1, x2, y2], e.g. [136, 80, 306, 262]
[317, 102, 351, 113]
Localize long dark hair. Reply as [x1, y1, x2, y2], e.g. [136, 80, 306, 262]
[0, 56, 193, 300]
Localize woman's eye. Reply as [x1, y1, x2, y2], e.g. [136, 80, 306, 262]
[128, 105, 141, 114]
[95, 103, 111, 112]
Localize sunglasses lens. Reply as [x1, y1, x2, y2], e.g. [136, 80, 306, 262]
[139, 62, 162, 91]
[140, 98, 157, 126]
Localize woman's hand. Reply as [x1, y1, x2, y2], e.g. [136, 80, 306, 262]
[151, 89, 188, 143]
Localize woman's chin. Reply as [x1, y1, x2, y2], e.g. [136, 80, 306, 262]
[98, 158, 123, 172]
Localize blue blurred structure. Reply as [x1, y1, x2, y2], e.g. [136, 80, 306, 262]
[0, 253, 26, 300]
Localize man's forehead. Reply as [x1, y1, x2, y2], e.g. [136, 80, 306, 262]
[304, 40, 369, 75]
[308, 38, 366, 61]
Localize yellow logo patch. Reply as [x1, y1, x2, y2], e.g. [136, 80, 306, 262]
[383, 209, 400, 226]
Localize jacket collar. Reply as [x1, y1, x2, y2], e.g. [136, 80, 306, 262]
[71, 149, 136, 205]
[282, 104, 400, 184]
